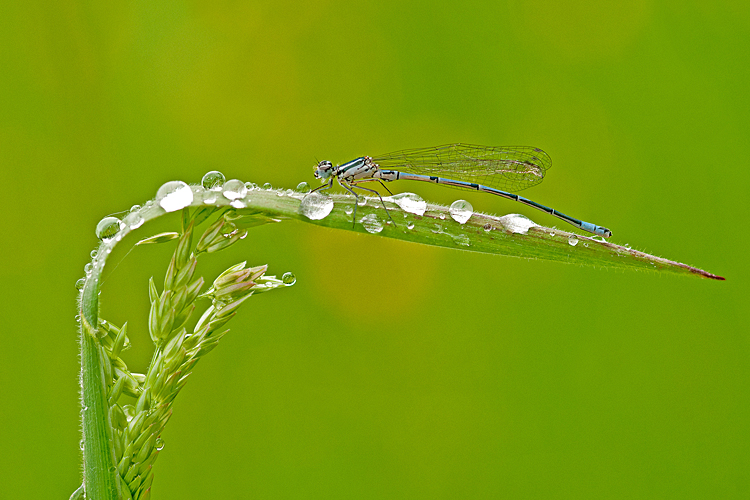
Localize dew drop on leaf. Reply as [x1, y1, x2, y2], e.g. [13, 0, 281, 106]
[449, 200, 473, 224]
[222, 179, 248, 200]
[300, 192, 334, 220]
[360, 213, 383, 233]
[391, 192, 426, 215]
[201, 170, 226, 191]
[95, 216, 122, 240]
[156, 181, 193, 212]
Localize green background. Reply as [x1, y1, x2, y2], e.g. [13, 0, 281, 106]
[1, 1, 747, 498]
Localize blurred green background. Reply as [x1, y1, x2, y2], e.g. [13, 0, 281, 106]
[1, 1, 747, 498]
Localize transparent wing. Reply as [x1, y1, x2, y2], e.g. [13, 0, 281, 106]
[372, 143, 551, 192]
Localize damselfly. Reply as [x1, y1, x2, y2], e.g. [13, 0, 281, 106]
[311, 143, 611, 237]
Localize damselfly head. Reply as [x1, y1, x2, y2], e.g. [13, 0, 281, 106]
[314, 160, 334, 180]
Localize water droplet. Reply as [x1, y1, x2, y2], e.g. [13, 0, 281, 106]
[357, 197, 367, 207]
[483, 223, 492, 232]
[344, 206, 353, 215]
[407, 222, 415, 230]
[282, 272, 297, 285]
[90, 249, 98, 258]
[155, 437, 165, 451]
[360, 213, 383, 233]
[222, 179, 248, 200]
[129, 205, 141, 213]
[300, 192, 334, 220]
[584, 242, 589, 248]
[296, 182, 311, 194]
[201, 170, 226, 191]
[245, 182, 258, 190]
[96, 216, 122, 240]
[230, 199, 246, 209]
[204, 194, 217, 204]
[262, 182, 272, 190]
[79, 440, 85, 451]
[84, 263, 92, 274]
[497, 214, 539, 235]
[449, 200, 473, 224]
[438, 213, 446, 220]
[75, 278, 85, 290]
[157, 180, 193, 212]
[568, 235, 579, 247]
[624, 243, 631, 250]
[390, 192, 426, 216]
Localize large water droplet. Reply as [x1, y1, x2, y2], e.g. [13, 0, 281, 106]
[390, 192, 426, 216]
[282, 272, 297, 285]
[360, 213, 383, 233]
[201, 170, 226, 191]
[449, 200, 473, 224]
[497, 214, 539, 235]
[157, 181, 193, 212]
[296, 182, 311, 194]
[568, 235, 579, 247]
[75, 278, 85, 290]
[300, 192, 334, 220]
[96, 216, 122, 240]
[222, 179, 248, 200]
[262, 182, 272, 190]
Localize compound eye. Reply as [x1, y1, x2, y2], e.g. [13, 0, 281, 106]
[317, 161, 333, 173]
[314, 160, 334, 179]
